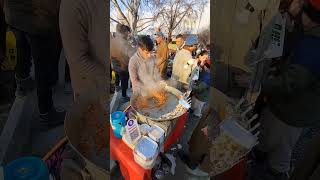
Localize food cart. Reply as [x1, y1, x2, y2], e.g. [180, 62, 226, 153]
[110, 83, 191, 180]
[110, 106, 188, 180]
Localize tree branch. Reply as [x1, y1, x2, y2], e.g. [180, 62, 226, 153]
[137, 19, 154, 28]
[119, 0, 132, 12]
[137, 24, 152, 32]
[110, 17, 122, 24]
[172, 0, 181, 21]
[111, 0, 130, 25]
[139, 17, 155, 21]
[173, 6, 191, 30]
[161, 15, 170, 28]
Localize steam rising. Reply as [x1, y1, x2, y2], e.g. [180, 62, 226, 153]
[110, 33, 179, 96]
[135, 56, 180, 97]
[137, 56, 163, 97]
[110, 33, 136, 70]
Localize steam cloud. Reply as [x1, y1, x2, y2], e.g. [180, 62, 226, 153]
[137, 56, 163, 97]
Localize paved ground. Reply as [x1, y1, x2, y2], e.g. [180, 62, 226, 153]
[30, 83, 73, 157]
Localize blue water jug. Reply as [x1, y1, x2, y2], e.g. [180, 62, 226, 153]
[4, 156, 49, 180]
[110, 111, 126, 138]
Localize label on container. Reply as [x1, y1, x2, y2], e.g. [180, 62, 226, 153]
[125, 119, 141, 144]
[264, 13, 286, 59]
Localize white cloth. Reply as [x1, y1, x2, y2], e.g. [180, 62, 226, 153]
[171, 49, 195, 84]
[191, 96, 206, 117]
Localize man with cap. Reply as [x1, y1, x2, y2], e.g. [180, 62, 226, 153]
[171, 35, 198, 90]
[251, 0, 320, 179]
[154, 31, 169, 79]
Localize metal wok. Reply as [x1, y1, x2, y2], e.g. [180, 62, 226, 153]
[64, 92, 110, 179]
[130, 85, 188, 122]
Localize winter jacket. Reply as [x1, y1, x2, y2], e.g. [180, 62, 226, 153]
[262, 26, 320, 127]
[190, 63, 211, 102]
[128, 51, 157, 93]
[155, 41, 169, 77]
[4, 0, 60, 35]
[59, 0, 107, 99]
[172, 49, 195, 84]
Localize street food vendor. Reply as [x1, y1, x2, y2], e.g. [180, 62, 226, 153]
[128, 35, 158, 93]
[171, 35, 198, 89]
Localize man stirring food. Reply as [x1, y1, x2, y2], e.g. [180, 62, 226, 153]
[128, 35, 159, 93]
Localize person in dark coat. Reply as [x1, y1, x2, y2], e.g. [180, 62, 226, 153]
[110, 24, 136, 102]
[0, 0, 5, 66]
[253, 0, 320, 179]
[4, 0, 64, 127]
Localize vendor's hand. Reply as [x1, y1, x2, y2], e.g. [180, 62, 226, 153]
[159, 80, 167, 88]
[201, 126, 209, 137]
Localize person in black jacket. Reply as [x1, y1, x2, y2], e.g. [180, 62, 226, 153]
[110, 24, 135, 102]
[0, 0, 5, 66]
[252, 1, 320, 179]
[4, 0, 64, 127]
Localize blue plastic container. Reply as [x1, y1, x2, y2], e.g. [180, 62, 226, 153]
[110, 111, 126, 138]
[4, 156, 49, 180]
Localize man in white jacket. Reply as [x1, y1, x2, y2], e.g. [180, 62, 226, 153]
[171, 35, 198, 90]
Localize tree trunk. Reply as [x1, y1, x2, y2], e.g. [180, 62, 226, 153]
[132, 10, 139, 35]
[132, 19, 138, 35]
[168, 30, 172, 42]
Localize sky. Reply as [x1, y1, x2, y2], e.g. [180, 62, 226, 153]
[194, 1, 210, 33]
[110, 0, 210, 35]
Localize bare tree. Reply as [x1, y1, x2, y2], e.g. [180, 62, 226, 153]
[110, 0, 160, 34]
[152, 0, 207, 41]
